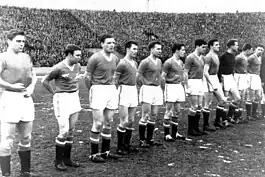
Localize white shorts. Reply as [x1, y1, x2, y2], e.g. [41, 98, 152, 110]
[164, 83, 185, 102]
[222, 74, 237, 92]
[204, 75, 222, 92]
[89, 85, 118, 110]
[0, 91, 35, 123]
[234, 73, 249, 91]
[118, 85, 138, 107]
[53, 91, 82, 119]
[139, 85, 163, 105]
[249, 74, 262, 90]
[187, 79, 204, 96]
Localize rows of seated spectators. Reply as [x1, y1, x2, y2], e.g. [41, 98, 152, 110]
[1, 6, 265, 66]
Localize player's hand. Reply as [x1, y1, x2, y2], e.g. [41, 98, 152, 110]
[24, 86, 35, 98]
[10, 83, 26, 92]
[212, 85, 218, 91]
[76, 73, 85, 80]
[185, 86, 191, 96]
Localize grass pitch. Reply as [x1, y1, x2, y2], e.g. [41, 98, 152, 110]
[6, 78, 265, 177]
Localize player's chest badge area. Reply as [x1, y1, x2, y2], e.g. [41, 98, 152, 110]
[61, 71, 77, 80]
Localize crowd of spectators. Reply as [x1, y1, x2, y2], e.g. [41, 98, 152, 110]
[1, 6, 265, 66]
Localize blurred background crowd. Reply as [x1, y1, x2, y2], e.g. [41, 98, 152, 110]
[1, 6, 265, 66]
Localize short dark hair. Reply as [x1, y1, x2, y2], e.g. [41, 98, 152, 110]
[125, 40, 138, 49]
[195, 39, 207, 47]
[171, 43, 185, 53]
[208, 39, 218, 48]
[100, 34, 113, 43]
[256, 44, 265, 49]
[242, 43, 252, 51]
[64, 44, 81, 56]
[227, 39, 238, 48]
[7, 29, 25, 40]
[148, 41, 162, 50]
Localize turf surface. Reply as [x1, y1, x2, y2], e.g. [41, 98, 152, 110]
[5, 79, 265, 177]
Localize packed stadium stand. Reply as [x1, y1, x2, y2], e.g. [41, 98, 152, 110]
[1, 5, 265, 66]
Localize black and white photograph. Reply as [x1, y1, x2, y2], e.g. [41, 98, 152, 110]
[0, 0, 265, 176]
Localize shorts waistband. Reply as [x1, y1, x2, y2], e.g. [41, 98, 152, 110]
[55, 90, 78, 94]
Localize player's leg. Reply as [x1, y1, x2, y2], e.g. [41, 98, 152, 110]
[54, 114, 71, 170]
[17, 121, 39, 176]
[139, 102, 151, 148]
[62, 112, 80, 167]
[261, 87, 265, 118]
[223, 75, 237, 124]
[249, 89, 259, 120]
[63, 91, 82, 167]
[232, 87, 243, 123]
[163, 83, 176, 141]
[187, 95, 202, 136]
[90, 110, 105, 162]
[172, 102, 186, 139]
[53, 93, 73, 169]
[0, 122, 16, 176]
[203, 91, 216, 132]
[146, 104, 162, 146]
[247, 88, 255, 120]
[146, 86, 163, 146]
[195, 95, 207, 135]
[163, 102, 175, 142]
[124, 106, 138, 153]
[116, 105, 128, 155]
[120, 85, 138, 153]
[253, 89, 262, 119]
[237, 89, 248, 123]
[101, 108, 121, 160]
[245, 88, 253, 120]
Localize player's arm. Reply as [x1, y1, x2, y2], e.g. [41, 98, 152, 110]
[162, 61, 181, 83]
[24, 55, 38, 97]
[85, 55, 97, 90]
[203, 56, 215, 89]
[161, 61, 169, 90]
[24, 69, 37, 97]
[42, 67, 60, 94]
[114, 61, 124, 88]
[75, 63, 85, 80]
[136, 60, 147, 87]
[247, 55, 254, 67]
[0, 56, 25, 92]
[204, 64, 215, 90]
[217, 54, 224, 83]
[261, 57, 265, 87]
[183, 56, 193, 92]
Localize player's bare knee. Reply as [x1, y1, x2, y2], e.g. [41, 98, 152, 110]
[19, 135, 32, 151]
[197, 105, 203, 111]
[94, 123, 103, 132]
[173, 110, 181, 117]
[126, 121, 133, 128]
[188, 108, 196, 116]
[163, 118, 170, 126]
[141, 113, 150, 122]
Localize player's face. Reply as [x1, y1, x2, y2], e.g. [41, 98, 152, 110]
[246, 48, 253, 56]
[151, 44, 162, 57]
[128, 44, 138, 58]
[178, 46, 186, 58]
[101, 38, 116, 53]
[212, 42, 220, 52]
[8, 35, 25, 53]
[232, 42, 239, 52]
[255, 46, 264, 56]
[199, 44, 207, 55]
[71, 50, 82, 64]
